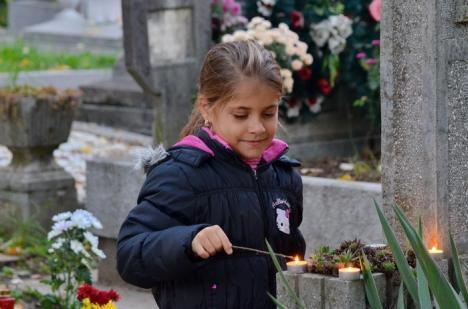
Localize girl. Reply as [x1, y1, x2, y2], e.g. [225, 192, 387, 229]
[117, 40, 305, 308]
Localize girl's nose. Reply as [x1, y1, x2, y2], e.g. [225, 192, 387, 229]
[249, 119, 266, 134]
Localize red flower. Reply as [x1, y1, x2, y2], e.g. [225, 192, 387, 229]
[291, 11, 304, 28]
[77, 284, 120, 305]
[287, 97, 298, 107]
[297, 67, 312, 80]
[318, 79, 332, 96]
[307, 97, 317, 106]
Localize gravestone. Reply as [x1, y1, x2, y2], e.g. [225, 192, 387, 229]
[77, 58, 159, 135]
[8, 0, 62, 32]
[122, 0, 211, 145]
[381, 0, 468, 258]
[21, 0, 122, 54]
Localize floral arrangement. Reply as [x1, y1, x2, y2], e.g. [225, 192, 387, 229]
[77, 284, 120, 309]
[211, 0, 248, 43]
[221, 17, 314, 117]
[226, 0, 382, 125]
[43, 209, 106, 309]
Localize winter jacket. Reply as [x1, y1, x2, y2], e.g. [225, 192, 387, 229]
[117, 129, 306, 309]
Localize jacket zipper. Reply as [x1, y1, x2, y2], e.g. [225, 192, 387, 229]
[251, 169, 270, 251]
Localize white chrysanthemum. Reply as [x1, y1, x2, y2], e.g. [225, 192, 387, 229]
[51, 238, 66, 250]
[328, 32, 346, 55]
[222, 34, 234, 43]
[70, 240, 85, 255]
[70, 209, 103, 230]
[310, 22, 330, 47]
[303, 54, 313, 65]
[285, 45, 295, 56]
[83, 231, 99, 248]
[232, 30, 250, 41]
[283, 76, 294, 93]
[278, 23, 289, 31]
[52, 211, 72, 223]
[291, 59, 303, 71]
[280, 69, 292, 78]
[297, 42, 308, 53]
[91, 246, 106, 259]
[48, 220, 73, 240]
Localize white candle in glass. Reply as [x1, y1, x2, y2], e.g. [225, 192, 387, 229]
[338, 267, 361, 280]
[286, 257, 307, 274]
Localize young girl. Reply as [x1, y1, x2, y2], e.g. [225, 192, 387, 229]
[117, 40, 305, 308]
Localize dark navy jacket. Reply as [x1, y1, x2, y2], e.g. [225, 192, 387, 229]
[117, 130, 306, 308]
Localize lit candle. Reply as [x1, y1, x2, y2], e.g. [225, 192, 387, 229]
[338, 267, 361, 281]
[428, 246, 444, 260]
[286, 256, 307, 274]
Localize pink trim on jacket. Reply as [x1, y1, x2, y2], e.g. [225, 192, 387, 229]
[174, 127, 288, 169]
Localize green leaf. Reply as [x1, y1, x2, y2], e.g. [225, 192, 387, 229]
[265, 240, 305, 309]
[361, 253, 384, 309]
[267, 292, 287, 309]
[392, 205, 465, 309]
[397, 283, 406, 309]
[373, 200, 419, 303]
[416, 217, 432, 307]
[417, 260, 432, 308]
[449, 234, 468, 305]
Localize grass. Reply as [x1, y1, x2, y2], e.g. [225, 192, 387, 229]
[0, 40, 118, 72]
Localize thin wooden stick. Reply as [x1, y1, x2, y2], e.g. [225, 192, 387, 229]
[232, 245, 295, 260]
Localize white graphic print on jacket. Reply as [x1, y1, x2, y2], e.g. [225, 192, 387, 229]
[272, 198, 291, 235]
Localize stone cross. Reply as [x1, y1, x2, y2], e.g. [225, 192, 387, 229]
[122, 0, 211, 146]
[381, 0, 468, 254]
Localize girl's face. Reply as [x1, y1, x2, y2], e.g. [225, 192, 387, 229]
[201, 78, 280, 160]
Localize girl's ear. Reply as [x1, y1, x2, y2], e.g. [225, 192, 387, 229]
[198, 95, 211, 121]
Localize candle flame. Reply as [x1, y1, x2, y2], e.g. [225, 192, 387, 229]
[431, 246, 437, 251]
[295, 256, 299, 262]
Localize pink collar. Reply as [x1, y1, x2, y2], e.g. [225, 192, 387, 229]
[174, 127, 288, 169]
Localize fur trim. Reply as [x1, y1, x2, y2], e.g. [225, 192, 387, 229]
[134, 145, 169, 173]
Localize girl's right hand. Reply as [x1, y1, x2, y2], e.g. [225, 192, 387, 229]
[192, 225, 233, 259]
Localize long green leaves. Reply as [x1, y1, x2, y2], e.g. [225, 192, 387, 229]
[392, 205, 465, 309]
[265, 240, 305, 309]
[397, 283, 406, 309]
[361, 252, 384, 309]
[373, 200, 419, 303]
[417, 218, 432, 308]
[449, 234, 468, 305]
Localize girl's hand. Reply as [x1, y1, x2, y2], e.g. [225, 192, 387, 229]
[192, 225, 233, 259]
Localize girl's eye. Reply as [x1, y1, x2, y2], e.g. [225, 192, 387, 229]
[233, 114, 248, 120]
[263, 113, 275, 118]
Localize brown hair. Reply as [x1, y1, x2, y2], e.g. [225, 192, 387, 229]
[179, 40, 283, 138]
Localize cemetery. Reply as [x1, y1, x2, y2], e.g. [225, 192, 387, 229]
[0, 0, 466, 308]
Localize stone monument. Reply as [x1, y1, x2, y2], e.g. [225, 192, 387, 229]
[122, 0, 211, 145]
[381, 0, 467, 257]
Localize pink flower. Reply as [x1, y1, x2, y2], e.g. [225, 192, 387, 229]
[364, 58, 378, 65]
[291, 11, 304, 28]
[223, 0, 234, 13]
[371, 39, 380, 46]
[231, 2, 241, 16]
[356, 52, 367, 59]
[369, 0, 381, 22]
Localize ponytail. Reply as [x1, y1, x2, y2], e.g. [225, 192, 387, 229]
[179, 100, 205, 138]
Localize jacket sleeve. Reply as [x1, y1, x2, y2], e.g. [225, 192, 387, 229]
[284, 171, 306, 259]
[116, 161, 209, 289]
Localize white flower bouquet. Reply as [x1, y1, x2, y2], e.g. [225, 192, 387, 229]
[222, 16, 313, 94]
[44, 209, 106, 308]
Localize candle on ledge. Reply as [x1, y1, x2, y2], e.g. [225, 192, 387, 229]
[428, 246, 444, 260]
[338, 267, 361, 281]
[286, 256, 307, 274]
